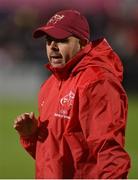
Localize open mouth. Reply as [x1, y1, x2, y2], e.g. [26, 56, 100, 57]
[50, 55, 63, 63]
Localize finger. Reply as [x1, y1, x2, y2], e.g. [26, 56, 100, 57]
[14, 125, 23, 131]
[14, 117, 22, 124]
[14, 116, 25, 127]
[13, 124, 20, 129]
[21, 114, 27, 120]
[21, 113, 30, 121]
[29, 112, 34, 119]
[22, 112, 34, 119]
[13, 122, 21, 129]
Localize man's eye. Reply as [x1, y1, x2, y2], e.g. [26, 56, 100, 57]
[46, 37, 52, 44]
[59, 39, 69, 43]
[46, 40, 52, 45]
[46, 37, 69, 45]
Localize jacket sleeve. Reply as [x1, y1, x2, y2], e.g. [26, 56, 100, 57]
[78, 79, 131, 179]
[20, 132, 37, 159]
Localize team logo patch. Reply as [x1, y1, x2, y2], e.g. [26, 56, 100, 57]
[60, 91, 75, 107]
[54, 91, 75, 120]
[48, 14, 64, 25]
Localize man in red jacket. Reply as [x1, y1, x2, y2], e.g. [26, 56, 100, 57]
[14, 9, 131, 179]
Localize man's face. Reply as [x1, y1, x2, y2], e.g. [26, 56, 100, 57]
[46, 36, 81, 67]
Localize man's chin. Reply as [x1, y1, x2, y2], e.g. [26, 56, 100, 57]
[51, 63, 65, 68]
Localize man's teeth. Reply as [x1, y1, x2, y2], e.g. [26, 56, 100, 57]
[52, 56, 61, 58]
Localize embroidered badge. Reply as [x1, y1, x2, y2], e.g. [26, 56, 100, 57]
[48, 14, 64, 25]
[54, 91, 75, 120]
[60, 91, 75, 107]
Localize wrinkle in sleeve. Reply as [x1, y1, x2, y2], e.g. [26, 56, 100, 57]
[78, 79, 131, 178]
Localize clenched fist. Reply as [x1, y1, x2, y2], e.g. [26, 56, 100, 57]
[13, 112, 38, 137]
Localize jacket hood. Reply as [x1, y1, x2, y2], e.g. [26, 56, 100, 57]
[46, 38, 123, 82]
[72, 38, 123, 82]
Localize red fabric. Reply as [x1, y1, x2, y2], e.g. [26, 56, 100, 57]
[33, 10, 90, 41]
[20, 38, 130, 179]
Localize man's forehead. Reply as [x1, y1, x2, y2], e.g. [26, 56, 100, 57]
[45, 35, 75, 41]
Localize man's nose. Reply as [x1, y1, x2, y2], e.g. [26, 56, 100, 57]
[50, 41, 59, 50]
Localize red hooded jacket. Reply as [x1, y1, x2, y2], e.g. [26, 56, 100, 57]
[20, 38, 131, 179]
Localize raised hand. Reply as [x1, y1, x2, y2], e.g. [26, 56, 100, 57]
[13, 112, 38, 137]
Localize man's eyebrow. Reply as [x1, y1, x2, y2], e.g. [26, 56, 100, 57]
[46, 36, 69, 42]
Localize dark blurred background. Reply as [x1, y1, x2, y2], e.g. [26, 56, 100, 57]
[0, 0, 138, 178]
[0, 0, 138, 93]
